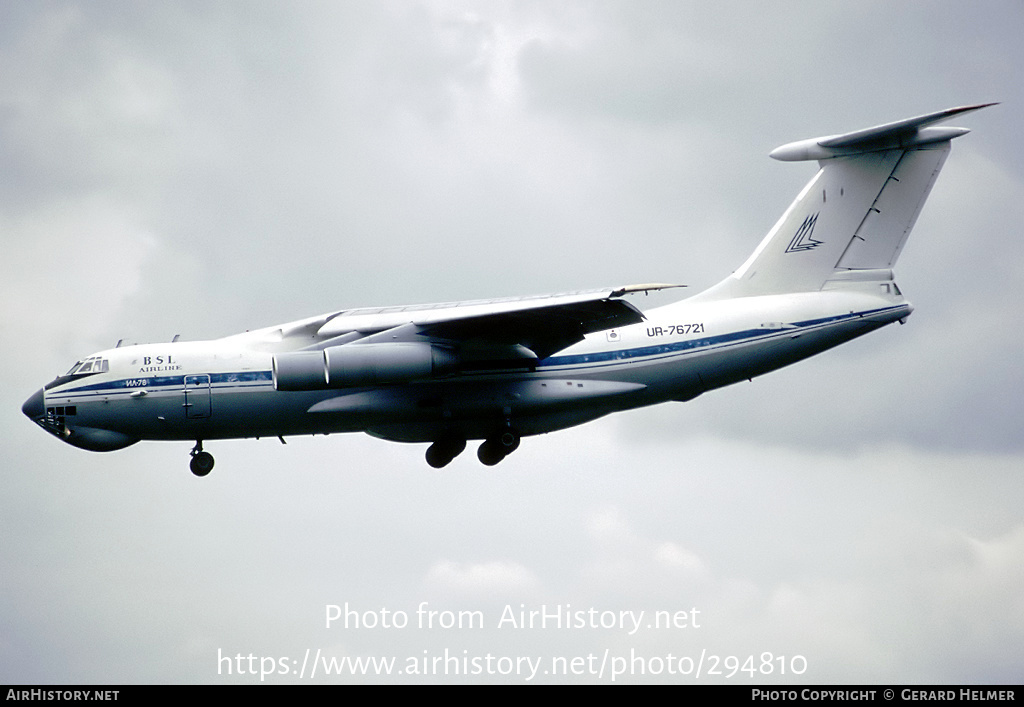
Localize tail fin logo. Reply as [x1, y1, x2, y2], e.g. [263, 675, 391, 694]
[785, 212, 822, 253]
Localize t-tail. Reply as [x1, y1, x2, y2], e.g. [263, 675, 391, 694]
[694, 103, 995, 301]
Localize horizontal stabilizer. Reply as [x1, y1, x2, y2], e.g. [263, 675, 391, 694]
[770, 103, 995, 162]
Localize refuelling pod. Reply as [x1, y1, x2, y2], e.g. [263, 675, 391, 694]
[273, 343, 457, 391]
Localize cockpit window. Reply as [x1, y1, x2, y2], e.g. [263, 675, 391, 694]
[47, 356, 110, 391]
[64, 357, 109, 376]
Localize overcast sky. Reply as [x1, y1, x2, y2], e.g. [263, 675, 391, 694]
[2, 1, 1022, 684]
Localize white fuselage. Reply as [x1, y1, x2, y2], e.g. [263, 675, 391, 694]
[28, 286, 910, 452]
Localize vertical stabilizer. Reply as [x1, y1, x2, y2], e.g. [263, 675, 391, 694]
[694, 104, 993, 300]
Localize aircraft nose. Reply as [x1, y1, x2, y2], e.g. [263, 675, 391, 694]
[22, 388, 45, 420]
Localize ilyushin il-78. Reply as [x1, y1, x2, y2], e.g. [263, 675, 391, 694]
[23, 104, 992, 475]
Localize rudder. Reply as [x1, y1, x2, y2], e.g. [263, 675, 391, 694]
[834, 144, 950, 270]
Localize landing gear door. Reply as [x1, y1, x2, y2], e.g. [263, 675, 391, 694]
[183, 374, 211, 418]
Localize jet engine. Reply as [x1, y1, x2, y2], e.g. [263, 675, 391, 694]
[273, 343, 456, 391]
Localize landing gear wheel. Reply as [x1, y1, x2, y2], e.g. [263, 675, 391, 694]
[425, 445, 448, 469]
[189, 441, 215, 477]
[477, 439, 506, 466]
[426, 437, 466, 468]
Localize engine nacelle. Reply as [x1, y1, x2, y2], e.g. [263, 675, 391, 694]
[273, 343, 456, 391]
[272, 351, 326, 391]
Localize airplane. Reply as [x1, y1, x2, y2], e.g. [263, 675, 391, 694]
[22, 104, 992, 475]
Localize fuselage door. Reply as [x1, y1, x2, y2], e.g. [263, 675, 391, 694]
[183, 374, 211, 418]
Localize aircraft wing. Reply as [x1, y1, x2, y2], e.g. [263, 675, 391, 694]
[413, 294, 641, 360]
[312, 283, 682, 360]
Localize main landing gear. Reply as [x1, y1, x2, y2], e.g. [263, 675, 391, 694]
[424, 428, 521, 468]
[189, 441, 215, 477]
[425, 435, 467, 469]
[477, 430, 520, 466]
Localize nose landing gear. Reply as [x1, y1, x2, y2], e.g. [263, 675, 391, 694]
[189, 441, 215, 477]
